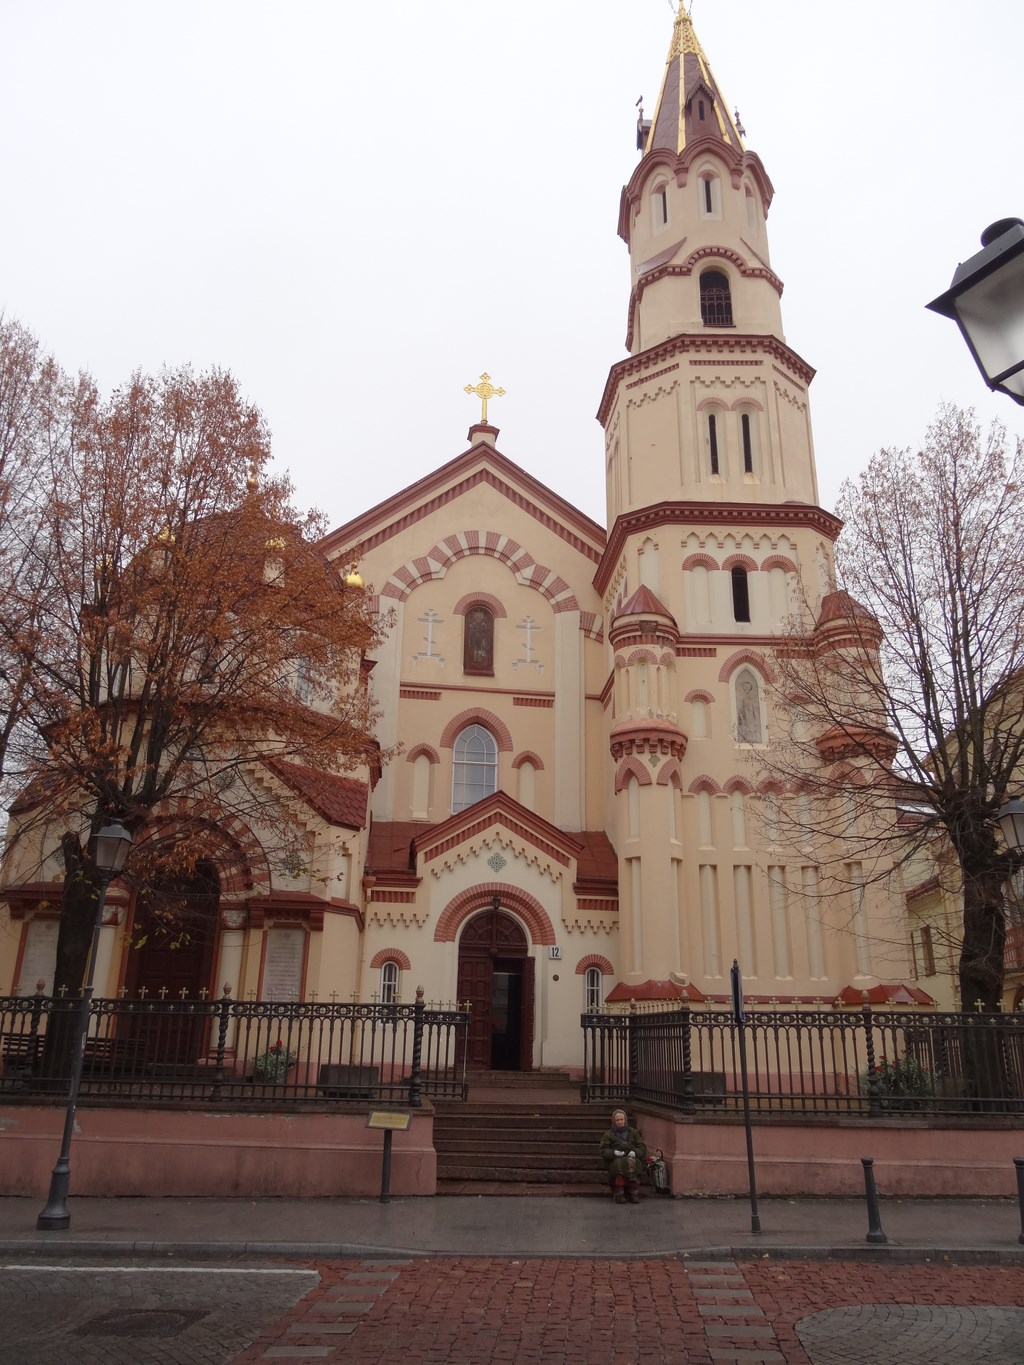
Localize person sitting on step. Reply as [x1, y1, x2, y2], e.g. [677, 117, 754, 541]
[599, 1108, 647, 1204]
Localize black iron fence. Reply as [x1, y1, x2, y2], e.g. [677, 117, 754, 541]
[582, 1004, 1024, 1118]
[0, 987, 470, 1107]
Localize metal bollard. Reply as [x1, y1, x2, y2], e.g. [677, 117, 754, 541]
[861, 1157, 888, 1244]
[1015, 1158, 1024, 1245]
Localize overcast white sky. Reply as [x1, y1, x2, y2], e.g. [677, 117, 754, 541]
[3, 1, 1021, 533]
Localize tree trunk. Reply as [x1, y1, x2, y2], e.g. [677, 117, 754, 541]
[40, 836, 104, 1084]
[958, 864, 1006, 1013]
[52, 834, 103, 999]
[957, 862, 1009, 1108]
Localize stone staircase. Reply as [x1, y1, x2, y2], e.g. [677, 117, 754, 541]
[433, 1071, 611, 1195]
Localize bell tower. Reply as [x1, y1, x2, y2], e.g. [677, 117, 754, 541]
[599, 6, 856, 994]
[600, 3, 821, 526]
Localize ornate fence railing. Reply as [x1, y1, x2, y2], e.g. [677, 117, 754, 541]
[581, 1003, 1024, 1118]
[0, 987, 470, 1107]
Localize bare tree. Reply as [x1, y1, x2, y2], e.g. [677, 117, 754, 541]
[1, 335, 387, 995]
[764, 405, 1024, 1011]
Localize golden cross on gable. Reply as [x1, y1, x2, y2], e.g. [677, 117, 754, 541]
[464, 372, 506, 425]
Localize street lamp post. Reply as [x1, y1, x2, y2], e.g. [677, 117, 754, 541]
[36, 819, 132, 1231]
[997, 798, 1024, 855]
[927, 217, 1024, 406]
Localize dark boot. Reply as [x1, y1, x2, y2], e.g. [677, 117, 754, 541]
[614, 1189, 627, 1204]
[627, 1184, 641, 1204]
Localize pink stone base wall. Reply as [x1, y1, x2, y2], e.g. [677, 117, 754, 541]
[0, 1107, 436, 1198]
[640, 1113, 1023, 1198]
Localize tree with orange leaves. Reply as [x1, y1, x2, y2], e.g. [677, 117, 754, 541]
[0, 319, 385, 996]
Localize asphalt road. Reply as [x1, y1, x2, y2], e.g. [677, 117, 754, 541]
[3, 1255, 1024, 1364]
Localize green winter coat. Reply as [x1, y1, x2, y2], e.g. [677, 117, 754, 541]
[599, 1124, 647, 1181]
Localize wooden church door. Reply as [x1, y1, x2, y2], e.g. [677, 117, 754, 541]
[456, 907, 533, 1071]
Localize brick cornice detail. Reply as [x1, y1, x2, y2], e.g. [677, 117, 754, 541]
[439, 708, 514, 752]
[370, 947, 412, 970]
[452, 592, 508, 619]
[323, 461, 604, 565]
[624, 254, 785, 350]
[434, 883, 556, 945]
[598, 334, 816, 428]
[597, 499, 841, 594]
[718, 649, 777, 684]
[575, 953, 614, 976]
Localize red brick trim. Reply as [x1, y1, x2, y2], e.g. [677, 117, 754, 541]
[452, 592, 508, 619]
[400, 687, 442, 701]
[512, 750, 545, 771]
[656, 759, 684, 788]
[439, 709, 514, 752]
[681, 553, 718, 572]
[434, 884, 556, 946]
[729, 397, 766, 413]
[723, 776, 756, 796]
[684, 689, 714, 704]
[134, 809, 271, 898]
[370, 948, 412, 970]
[615, 757, 653, 793]
[722, 554, 759, 573]
[513, 695, 554, 708]
[718, 649, 777, 684]
[625, 647, 659, 665]
[575, 954, 614, 976]
[760, 555, 798, 573]
[407, 744, 441, 764]
[380, 532, 583, 615]
[688, 775, 722, 795]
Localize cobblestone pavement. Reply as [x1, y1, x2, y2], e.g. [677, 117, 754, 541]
[5, 1256, 1024, 1363]
[235, 1256, 1024, 1364]
[0, 1261, 318, 1365]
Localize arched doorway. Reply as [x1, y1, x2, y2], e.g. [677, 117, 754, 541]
[125, 862, 220, 1000]
[123, 862, 221, 1064]
[457, 904, 534, 1071]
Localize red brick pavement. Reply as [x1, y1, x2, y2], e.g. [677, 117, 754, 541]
[738, 1260, 1024, 1365]
[230, 1256, 1024, 1365]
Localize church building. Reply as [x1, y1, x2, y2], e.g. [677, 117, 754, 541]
[1, 7, 913, 1070]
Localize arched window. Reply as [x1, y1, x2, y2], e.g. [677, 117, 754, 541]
[745, 185, 758, 231]
[584, 966, 603, 1013]
[463, 605, 494, 675]
[700, 270, 733, 327]
[380, 960, 399, 1004]
[737, 406, 764, 477]
[699, 174, 721, 219]
[706, 410, 723, 476]
[735, 668, 763, 744]
[652, 182, 669, 231]
[451, 724, 499, 813]
[517, 759, 536, 810]
[731, 565, 751, 622]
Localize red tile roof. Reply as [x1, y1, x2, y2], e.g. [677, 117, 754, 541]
[264, 758, 369, 830]
[836, 983, 936, 1007]
[366, 820, 424, 874]
[616, 585, 675, 621]
[605, 978, 705, 1004]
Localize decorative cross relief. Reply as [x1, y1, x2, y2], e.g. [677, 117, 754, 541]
[412, 608, 446, 666]
[513, 616, 543, 672]
[487, 851, 508, 874]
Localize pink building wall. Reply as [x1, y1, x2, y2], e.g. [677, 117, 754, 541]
[0, 1107, 436, 1197]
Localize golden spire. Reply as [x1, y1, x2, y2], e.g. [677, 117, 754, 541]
[463, 372, 506, 425]
[669, 4, 702, 61]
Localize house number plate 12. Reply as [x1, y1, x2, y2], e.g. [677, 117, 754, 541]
[548, 946, 562, 960]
